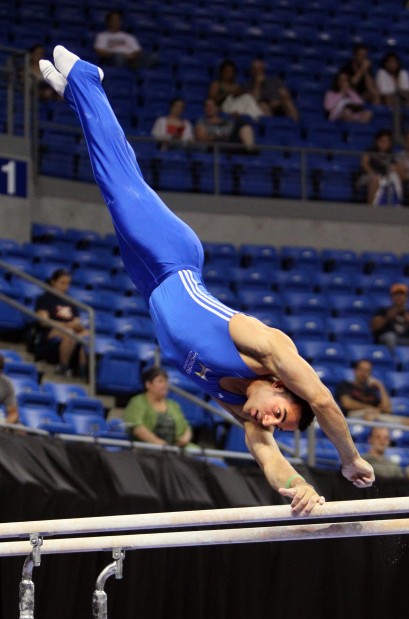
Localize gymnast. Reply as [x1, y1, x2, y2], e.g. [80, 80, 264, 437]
[39, 46, 375, 515]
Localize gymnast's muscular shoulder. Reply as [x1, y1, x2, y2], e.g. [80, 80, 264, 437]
[228, 313, 299, 376]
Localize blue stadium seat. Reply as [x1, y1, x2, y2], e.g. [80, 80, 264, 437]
[281, 292, 329, 317]
[360, 251, 402, 276]
[4, 361, 38, 383]
[18, 408, 76, 434]
[280, 246, 321, 271]
[236, 289, 282, 313]
[97, 350, 143, 395]
[326, 317, 372, 344]
[229, 267, 273, 292]
[394, 347, 409, 371]
[346, 344, 394, 372]
[384, 448, 409, 468]
[122, 338, 157, 364]
[249, 310, 283, 328]
[390, 397, 409, 417]
[321, 248, 360, 274]
[223, 425, 248, 453]
[282, 314, 328, 341]
[385, 372, 409, 398]
[63, 396, 105, 417]
[274, 270, 318, 293]
[328, 294, 374, 319]
[8, 378, 41, 397]
[311, 365, 338, 394]
[0, 349, 22, 363]
[62, 412, 126, 439]
[42, 383, 88, 407]
[296, 340, 347, 365]
[203, 266, 230, 288]
[348, 422, 371, 443]
[356, 274, 393, 295]
[239, 244, 279, 269]
[202, 242, 238, 268]
[0, 300, 26, 334]
[317, 273, 358, 295]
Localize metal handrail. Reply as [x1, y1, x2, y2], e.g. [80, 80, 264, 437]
[0, 259, 96, 395]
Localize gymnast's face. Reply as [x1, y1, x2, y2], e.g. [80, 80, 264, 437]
[243, 384, 302, 432]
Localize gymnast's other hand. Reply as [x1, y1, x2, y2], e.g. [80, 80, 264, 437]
[279, 482, 325, 516]
[341, 456, 375, 488]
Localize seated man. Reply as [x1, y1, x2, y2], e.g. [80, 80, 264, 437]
[336, 359, 392, 421]
[39, 45, 375, 515]
[371, 283, 409, 352]
[363, 427, 404, 479]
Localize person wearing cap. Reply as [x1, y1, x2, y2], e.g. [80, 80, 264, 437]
[371, 283, 409, 351]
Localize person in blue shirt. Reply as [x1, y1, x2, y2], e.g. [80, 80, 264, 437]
[39, 46, 375, 515]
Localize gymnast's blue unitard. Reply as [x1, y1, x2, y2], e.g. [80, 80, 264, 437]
[65, 60, 258, 403]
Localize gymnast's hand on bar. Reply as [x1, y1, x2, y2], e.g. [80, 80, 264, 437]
[278, 482, 325, 516]
[341, 456, 375, 488]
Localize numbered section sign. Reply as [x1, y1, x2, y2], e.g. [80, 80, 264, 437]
[0, 158, 28, 198]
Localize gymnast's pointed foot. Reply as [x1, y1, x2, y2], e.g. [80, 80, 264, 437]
[38, 59, 68, 98]
[53, 45, 104, 82]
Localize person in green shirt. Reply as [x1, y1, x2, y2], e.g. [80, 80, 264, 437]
[124, 367, 192, 447]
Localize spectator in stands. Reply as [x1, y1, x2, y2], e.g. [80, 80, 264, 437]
[34, 269, 88, 377]
[341, 43, 380, 104]
[195, 98, 256, 152]
[124, 367, 192, 447]
[335, 359, 392, 421]
[371, 282, 409, 352]
[396, 128, 409, 205]
[355, 129, 402, 205]
[323, 71, 373, 123]
[28, 44, 60, 101]
[376, 52, 409, 109]
[208, 60, 263, 120]
[362, 427, 404, 479]
[94, 10, 151, 70]
[0, 355, 18, 424]
[151, 98, 194, 150]
[247, 59, 299, 122]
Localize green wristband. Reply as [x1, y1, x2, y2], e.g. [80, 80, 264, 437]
[285, 474, 305, 489]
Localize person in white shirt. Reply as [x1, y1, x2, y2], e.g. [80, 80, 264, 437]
[94, 10, 142, 69]
[376, 52, 409, 108]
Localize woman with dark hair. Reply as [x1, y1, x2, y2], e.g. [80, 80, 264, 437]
[124, 367, 192, 446]
[34, 269, 88, 376]
[323, 71, 372, 122]
[376, 52, 409, 107]
[151, 98, 193, 150]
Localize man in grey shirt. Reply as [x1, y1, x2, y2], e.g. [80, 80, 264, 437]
[363, 426, 404, 479]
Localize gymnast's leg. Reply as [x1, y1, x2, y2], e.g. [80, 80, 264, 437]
[40, 47, 203, 300]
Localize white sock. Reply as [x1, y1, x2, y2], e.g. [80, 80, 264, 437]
[39, 60, 67, 97]
[53, 45, 104, 82]
[53, 45, 80, 79]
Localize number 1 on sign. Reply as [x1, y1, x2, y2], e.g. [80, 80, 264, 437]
[1, 160, 16, 195]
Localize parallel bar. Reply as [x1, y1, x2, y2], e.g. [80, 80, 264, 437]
[0, 519, 408, 557]
[2, 497, 409, 539]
